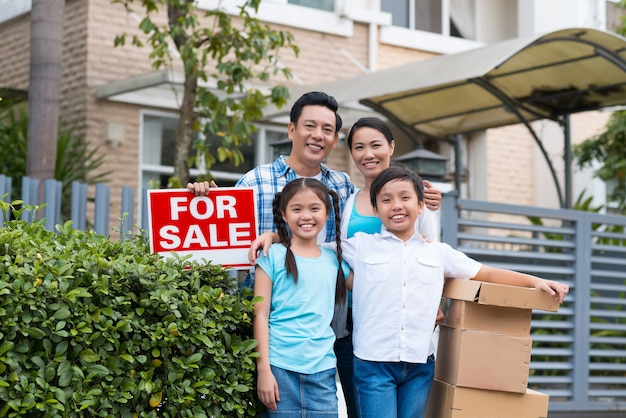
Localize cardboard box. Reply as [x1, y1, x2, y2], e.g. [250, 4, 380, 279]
[443, 279, 559, 312]
[425, 379, 549, 418]
[435, 326, 531, 393]
[444, 299, 532, 336]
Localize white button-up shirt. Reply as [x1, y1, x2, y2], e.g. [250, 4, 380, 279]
[341, 228, 482, 364]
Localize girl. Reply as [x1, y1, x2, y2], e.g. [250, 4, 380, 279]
[253, 178, 350, 416]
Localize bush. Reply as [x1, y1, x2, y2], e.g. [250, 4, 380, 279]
[0, 207, 258, 417]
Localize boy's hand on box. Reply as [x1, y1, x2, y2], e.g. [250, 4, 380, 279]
[435, 308, 445, 327]
[536, 280, 569, 303]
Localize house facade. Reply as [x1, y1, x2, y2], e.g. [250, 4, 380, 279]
[0, 0, 623, 227]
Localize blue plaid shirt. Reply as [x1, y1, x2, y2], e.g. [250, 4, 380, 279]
[236, 156, 354, 243]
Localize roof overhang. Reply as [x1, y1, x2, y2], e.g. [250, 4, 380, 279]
[96, 70, 185, 110]
[95, 70, 247, 111]
[261, 27, 626, 140]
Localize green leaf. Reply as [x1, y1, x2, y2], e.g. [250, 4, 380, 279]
[0, 341, 14, 356]
[24, 327, 46, 339]
[119, 354, 134, 363]
[79, 349, 100, 363]
[57, 361, 72, 387]
[53, 307, 71, 320]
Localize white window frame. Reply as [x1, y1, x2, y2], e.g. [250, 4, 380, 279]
[139, 109, 286, 185]
[197, 0, 354, 37]
[380, 0, 483, 54]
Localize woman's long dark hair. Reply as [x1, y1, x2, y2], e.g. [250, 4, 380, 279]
[272, 178, 346, 303]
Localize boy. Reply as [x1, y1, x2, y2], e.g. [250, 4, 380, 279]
[341, 166, 569, 418]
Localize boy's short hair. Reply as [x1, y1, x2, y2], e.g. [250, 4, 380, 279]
[370, 166, 424, 209]
[289, 91, 343, 132]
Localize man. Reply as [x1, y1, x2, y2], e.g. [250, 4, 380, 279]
[189, 91, 441, 248]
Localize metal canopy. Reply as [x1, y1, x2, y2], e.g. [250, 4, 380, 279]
[364, 28, 626, 140]
[263, 27, 626, 208]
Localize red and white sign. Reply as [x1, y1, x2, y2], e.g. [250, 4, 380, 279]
[146, 188, 258, 269]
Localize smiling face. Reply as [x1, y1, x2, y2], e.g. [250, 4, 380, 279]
[373, 179, 424, 241]
[287, 105, 338, 169]
[282, 188, 329, 242]
[350, 126, 395, 181]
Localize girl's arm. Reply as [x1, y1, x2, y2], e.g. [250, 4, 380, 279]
[472, 265, 569, 303]
[248, 232, 280, 264]
[253, 266, 280, 411]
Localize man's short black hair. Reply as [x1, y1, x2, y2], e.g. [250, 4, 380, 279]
[289, 91, 342, 132]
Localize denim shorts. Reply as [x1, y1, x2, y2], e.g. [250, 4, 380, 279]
[353, 355, 435, 418]
[262, 365, 338, 417]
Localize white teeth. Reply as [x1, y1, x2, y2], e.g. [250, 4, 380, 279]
[391, 214, 405, 220]
[308, 144, 322, 151]
[300, 224, 315, 228]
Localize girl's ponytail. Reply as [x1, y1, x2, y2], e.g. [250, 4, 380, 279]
[330, 190, 346, 304]
[272, 191, 298, 282]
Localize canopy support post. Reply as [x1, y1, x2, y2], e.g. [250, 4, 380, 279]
[455, 133, 462, 194]
[561, 114, 573, 208]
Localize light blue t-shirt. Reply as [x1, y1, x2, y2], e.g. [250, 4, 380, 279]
[347, 200, 382, 238]
[256, 243, 350, 374]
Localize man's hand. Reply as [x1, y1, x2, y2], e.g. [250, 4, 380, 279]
[186, 180, 217, 196]
[423, 180, 442, 211]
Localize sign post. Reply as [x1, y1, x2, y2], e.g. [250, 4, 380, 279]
[146, 188, 258, 269]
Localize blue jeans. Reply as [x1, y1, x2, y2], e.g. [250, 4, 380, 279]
[262, 365, 338, 417]
[353, 355, 435, 418]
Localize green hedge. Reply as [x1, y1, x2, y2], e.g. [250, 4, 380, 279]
[0, 207, 258, 417]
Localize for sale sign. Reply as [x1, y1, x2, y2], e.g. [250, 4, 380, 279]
[146, 188, 258, 269]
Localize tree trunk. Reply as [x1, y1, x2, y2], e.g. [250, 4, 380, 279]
[173, 72, 198, 185]
[169, 0, 196, 186]
[27, 0, 65, 187]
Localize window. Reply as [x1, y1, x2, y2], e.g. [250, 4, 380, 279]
[287, 0, 334, 12]
[140, 112, 285, 188]
[381, 0, 476, 40]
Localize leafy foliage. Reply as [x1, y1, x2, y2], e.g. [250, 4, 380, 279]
[0, 107, 110, 220]
[615, 0, 626, 37]
[112, 0, 299, 185]
[572, 0, 626, 212]
[54, 123, 110, 219]
[572, 110, 626, 212]
[0, 107, 28, 187]
[0, 205, 259, 417]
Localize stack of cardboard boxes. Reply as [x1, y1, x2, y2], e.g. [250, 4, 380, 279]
[425, 279, 560, 418]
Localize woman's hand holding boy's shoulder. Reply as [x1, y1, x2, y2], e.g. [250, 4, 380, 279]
[423, 180, 442, 211]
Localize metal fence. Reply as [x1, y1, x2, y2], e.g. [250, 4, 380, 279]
[2, 174, 625, 414]
[442, 192, 626, 414]
[0, 175, 137, 237]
